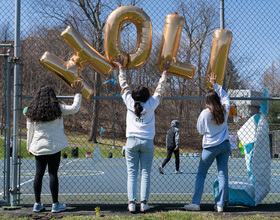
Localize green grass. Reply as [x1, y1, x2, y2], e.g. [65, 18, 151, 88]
[0, 211, 280, 220]
[0, 215, 30, 220]
[0, 132, 167, 159]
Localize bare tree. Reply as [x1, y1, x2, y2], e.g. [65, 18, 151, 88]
[263, 61, 280, 96]
[0, 23, 12, 43]
[35, 0, 140, 142]
[176, 0, 219, 129]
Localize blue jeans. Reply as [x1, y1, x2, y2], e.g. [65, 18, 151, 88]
[192, 140, 231, 207]
[125, 136, 154, 202]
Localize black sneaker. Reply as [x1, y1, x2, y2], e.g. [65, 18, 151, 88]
[159, 166, 164, 174]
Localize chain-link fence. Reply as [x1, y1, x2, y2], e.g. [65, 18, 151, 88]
[1, 0, 280, 206]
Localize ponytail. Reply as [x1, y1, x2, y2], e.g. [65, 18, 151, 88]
[132, 86, 150, 118]
[134, 102, 143, 118]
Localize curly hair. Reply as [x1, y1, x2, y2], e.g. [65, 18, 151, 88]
[132, 86, 150, 118]
[26, 85, 62, 122]
[205, 89, 225, 125]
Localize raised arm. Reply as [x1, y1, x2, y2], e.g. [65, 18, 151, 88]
[153, 60, 172, 101]
[209, 73, 230, 112]
[114, 56, 131, 97]
[60, 81, 83, 115]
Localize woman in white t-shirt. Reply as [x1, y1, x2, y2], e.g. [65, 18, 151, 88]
[114, 57, 171, 213]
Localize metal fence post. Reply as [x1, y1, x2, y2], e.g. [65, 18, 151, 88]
[11, 0, 21, 208]
[0, 46, 12, 205]
[220, 0, 229, 207]
[6, 49, 12, 204]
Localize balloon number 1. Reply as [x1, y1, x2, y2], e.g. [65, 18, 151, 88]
[40, 6, 232, 100]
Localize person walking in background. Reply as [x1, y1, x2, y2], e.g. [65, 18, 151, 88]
[114, 56, 172, 213]
[184, 73, 231, 213]
[25, 81, 83, 213]
[159, 120, 182, 174]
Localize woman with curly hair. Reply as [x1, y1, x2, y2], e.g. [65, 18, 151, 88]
[184, 73, 231, 213]
[25, 81, 83, 213]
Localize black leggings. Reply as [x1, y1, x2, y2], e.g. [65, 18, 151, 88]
[161, 148, 180, 171]
[34, 151, 61, 203]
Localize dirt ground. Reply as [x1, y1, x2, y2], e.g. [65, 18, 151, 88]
[1, 203, 280, 219]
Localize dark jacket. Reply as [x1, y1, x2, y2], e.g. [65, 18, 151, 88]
[166, 120, 180, 150]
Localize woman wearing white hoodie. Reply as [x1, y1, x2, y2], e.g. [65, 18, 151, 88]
[114, 57, 171, 213]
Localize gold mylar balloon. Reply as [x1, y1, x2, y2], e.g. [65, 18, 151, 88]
[205, 29, 233, 88]
[40, 52, 94, 100]
[61, 26, 114, 76]
[104, 6, 152, 68]
[157, 13, 196, 79]
[229, 106, 237, 117]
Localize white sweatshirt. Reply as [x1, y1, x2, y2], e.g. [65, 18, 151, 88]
[26, 93, 82, 156]
[197, 83, 230, 148]
[118, 69, 167, 139]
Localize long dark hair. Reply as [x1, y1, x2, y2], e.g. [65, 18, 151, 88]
[205, 89, 225, 125]
[26, 85, 62, 122]
[132, 86, 150, 118]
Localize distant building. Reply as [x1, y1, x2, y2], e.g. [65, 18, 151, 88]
[228, 89, 263, 121]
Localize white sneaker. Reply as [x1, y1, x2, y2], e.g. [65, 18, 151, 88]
[175, 170, 183, 174]
[128, 203, 136, 213]
[140, 203, 150, 212]
[214, 205, 223, 212]
[184, 203, 200, 211]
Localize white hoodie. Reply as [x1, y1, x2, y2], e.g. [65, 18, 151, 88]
[119, 69, 167, 139]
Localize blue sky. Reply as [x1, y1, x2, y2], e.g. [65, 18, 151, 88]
[1, 0, 279, 92]
[225, 1, 280, 90]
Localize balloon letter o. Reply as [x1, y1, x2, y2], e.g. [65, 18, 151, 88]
[104, 6, 152, 68]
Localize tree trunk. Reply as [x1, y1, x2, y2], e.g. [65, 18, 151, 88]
[88, 71, 101, 143]
[88, 30, 103, 142]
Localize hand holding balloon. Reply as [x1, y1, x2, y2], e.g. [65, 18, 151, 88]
[162, 60, 173, 75]
[71, 81, 84, 94]
[113, 55, 125, 70]
[209, 73, 217, 86]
